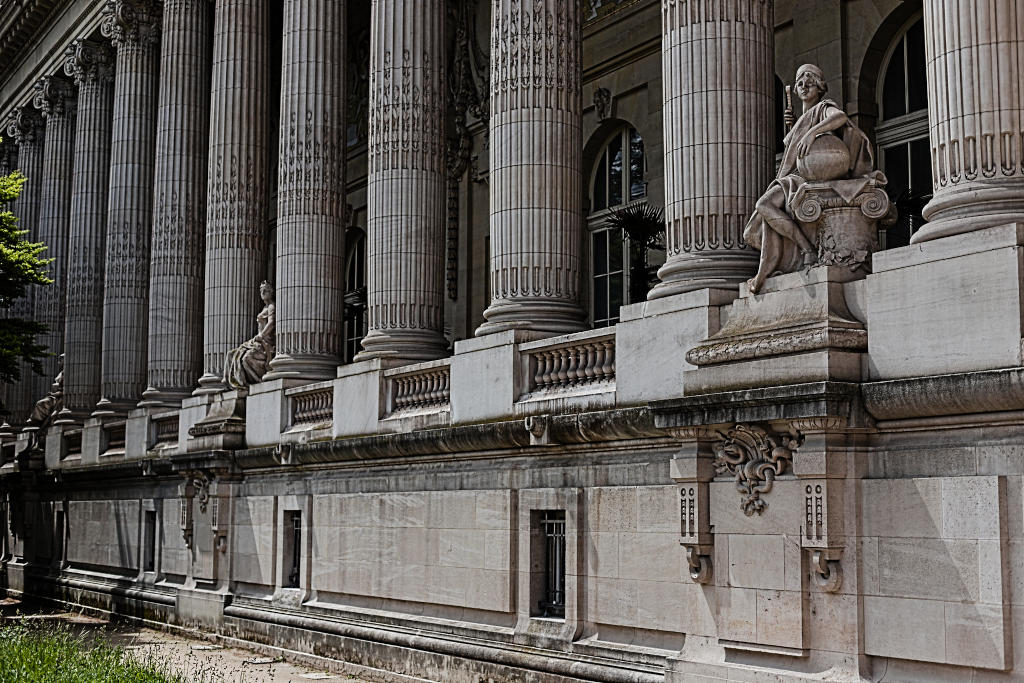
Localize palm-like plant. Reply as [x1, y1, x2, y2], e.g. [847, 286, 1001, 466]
[605, 201, 665, 302]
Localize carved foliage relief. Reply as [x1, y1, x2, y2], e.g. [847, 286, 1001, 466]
[713, 423, 803, 516]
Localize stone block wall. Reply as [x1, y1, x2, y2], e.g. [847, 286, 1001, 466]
[67, 499, 140, 571]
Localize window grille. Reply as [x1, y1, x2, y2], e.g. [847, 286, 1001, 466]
[285, 511, 302, 588]
[539, 511, 566, 618]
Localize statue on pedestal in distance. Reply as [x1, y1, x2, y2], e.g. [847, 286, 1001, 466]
[223, 281, 276, 389]
[26, 354, 64, 430]
[744, 64, 893, 294]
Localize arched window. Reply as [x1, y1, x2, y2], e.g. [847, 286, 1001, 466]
[876, 15, 930, 249]
[343, 228, 367, 363]
[588, 125, 647, 328]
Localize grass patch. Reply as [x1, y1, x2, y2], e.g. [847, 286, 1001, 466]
[0, 620, 184, 683]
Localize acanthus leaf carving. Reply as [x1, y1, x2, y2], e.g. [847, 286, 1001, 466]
[64, 39, 115, 87]
[100, 0, 162, 50]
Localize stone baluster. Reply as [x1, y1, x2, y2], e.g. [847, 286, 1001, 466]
[914, 0, 1024, 242]
[141, 0, 211, 407]
[197, 0, 270, 393]
[476, 0, 585, 336]
[648, 0, 773, 299]
[355, 0, 448, 361]
[264, 0, 347, 381]
[56, 41, 115, 426]
[95, 0, 162, 415]
[31, 75, 77, 401]
[5, 106, 45, 425]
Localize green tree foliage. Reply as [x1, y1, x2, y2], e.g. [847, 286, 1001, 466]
[0, 143, 52, 388]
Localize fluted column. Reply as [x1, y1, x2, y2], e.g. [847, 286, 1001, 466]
[356, 0, 448, 360]
[56, 40, 115, 426]
[31, 75, 77, 401]
[95, 0, 161, 415]
[5, 107, 45, 425]
[197, 0, 270, 393]
[913, 0, 1024, 242]
[265, 0, 347, 380]
[0, 136, 14, 425]
[141, 0, 211, 407]
[648, 0, 773, 299]
[476, 0, 585, 335]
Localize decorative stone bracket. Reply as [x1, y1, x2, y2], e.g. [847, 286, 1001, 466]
[669, 427, 715, 584]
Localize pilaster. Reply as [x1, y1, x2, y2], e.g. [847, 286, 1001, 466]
[356, 0, 448, 361]
[914, 0, 1024, 241]
[477, 0, 586, 335]
[648, 0, 774, 299]
[197, 0, 270, 393]
[31, 75, 77, 400]
[96, 0, 162, 416]
[265, 0, 347, 380]
[142, 0, 211, 407]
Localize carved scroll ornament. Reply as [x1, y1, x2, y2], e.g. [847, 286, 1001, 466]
[713, 424, 802, 516]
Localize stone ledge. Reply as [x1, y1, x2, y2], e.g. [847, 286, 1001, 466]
[862, 367, 1024, 421]
[652, 381, 866, 429]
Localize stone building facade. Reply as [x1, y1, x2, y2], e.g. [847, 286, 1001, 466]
[1, 0, 1023, 681]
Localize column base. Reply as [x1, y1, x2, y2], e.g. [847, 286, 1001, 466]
[193, 371, 227, 396]
[138, 385, 193, 410]
[52, 406, 90, 428]
[263, 353, 340, 382]
[914, 179, 1024, 243]
[647, 251, 758, 300]
[354, 328, 448, 363]
[475, 298, 585, 337]
[91, 397, 135, 419]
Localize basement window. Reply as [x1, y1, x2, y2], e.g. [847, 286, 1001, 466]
[284, 511, 302, 588]
[143, 510, 157, 572]
[534, 510, 566, 618]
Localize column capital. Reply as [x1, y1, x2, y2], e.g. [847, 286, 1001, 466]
[5, 106, 45, 146]
[32, 75, 77, 119]
[101, 0, 163, 50]
[64, 39, 115, 87]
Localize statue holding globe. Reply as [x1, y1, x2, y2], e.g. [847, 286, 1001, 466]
[743, 64, 894, 294]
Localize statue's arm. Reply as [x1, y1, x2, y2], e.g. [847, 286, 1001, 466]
[796, 106, 849, 157]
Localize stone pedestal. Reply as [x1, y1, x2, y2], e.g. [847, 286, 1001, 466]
[142, 0, 212, 407]
[187, 390, 247, 452]
[96, 0, 162, 415]
[914, 0, 1024, 242]
[197, 0, 271, 394]
[684, 266, 868, 394]
[5, 106, 45, 425]
[356, 0, 448, 361]
[476, 0, 585, 335]
[31, 75, 77, 400]
[57, 40, 115, 426]
[265, 0, 347, 380]
[649, 0, 773, 298]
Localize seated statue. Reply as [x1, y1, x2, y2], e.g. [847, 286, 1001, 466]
[223, 282, 276, 389]
[26, 354, 63, 430]
[743, 63, 885, 294]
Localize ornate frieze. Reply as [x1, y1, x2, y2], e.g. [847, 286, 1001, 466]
[712, 423, 802, 516]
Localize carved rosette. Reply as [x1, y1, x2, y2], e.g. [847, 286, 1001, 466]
[713, 423, 803, 516]
[100, 0, 162, 49]
[64, 39, 115, 88]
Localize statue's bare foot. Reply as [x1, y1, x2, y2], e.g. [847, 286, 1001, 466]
[747, 275, 765, 295]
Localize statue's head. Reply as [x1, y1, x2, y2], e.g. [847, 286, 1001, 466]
[259, 280, 274, 303]
[795, 64, 827, 102]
